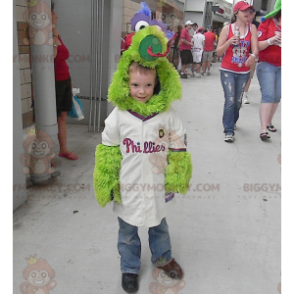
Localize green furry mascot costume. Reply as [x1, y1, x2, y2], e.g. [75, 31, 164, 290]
[93, 24, 192, 226]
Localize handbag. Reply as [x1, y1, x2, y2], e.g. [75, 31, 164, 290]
[67, 95, 84, 120]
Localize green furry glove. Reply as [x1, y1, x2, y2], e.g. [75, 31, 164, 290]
[165, 150, 192, 194]
[93, 144, 122, 207]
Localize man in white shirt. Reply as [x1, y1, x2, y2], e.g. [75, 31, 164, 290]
[191, 27, 205, 78]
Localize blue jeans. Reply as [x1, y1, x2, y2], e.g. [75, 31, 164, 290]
[220, 70, 250, 135]
[256, 62, 281, 103]
[117, 217, 172, 274]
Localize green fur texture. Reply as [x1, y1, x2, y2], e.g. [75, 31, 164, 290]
[93, 144, 122, 207]
[108, 26, 182, 117]
[165, 151, 192, 194]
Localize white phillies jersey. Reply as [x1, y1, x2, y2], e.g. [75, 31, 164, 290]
[102, 106, 187, 227]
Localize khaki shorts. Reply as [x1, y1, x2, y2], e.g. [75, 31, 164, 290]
[250, 61, 257, 79]
[203, 51, 213, 62]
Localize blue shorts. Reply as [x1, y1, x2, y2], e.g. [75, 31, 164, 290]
[256, 62, 281, 103]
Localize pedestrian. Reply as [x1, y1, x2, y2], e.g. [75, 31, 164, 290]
[173, 25, 182, 69]
[242, 6, 260, 104]
[52, 2, 78, 160]
[192, 22, 198, 35]
[202, 25, 215, 76]
[174, 24, 183, 47]
[121, 37, 125, 55]
[192, 27, 205, 78]
[212, 29, 220, 62]
[216, 0, 258, 142]
[165, 26, 174, 40]
[93, 26, 192, 293]
[256, 0, 281, 141]
[179, 20, 194, 78]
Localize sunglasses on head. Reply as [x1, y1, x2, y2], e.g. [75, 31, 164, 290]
[249, 8, 255, 13]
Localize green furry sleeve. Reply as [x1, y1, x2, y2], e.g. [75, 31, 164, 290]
[93, 144, 123, 207]
[165, 150, 192, 194]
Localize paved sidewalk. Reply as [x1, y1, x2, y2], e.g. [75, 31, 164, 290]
[13, 62, 281, 294]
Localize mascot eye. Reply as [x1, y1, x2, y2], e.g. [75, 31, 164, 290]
[41, 13, 47, 21]
[161, 13, 166, 21]
[31, 272, 36, 278]
[135, 21, 149, 32]
[41, 272, 47, 278]
[41, 142, 47, 149]
[32, 142, 37, 149]
[160, 271, 165, 278]
[30, 13, 37, 21]
[170, 13, 177, 20]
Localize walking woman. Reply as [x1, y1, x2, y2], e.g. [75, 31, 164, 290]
[52, 2, 78, 159]
[256, 0, 281, 141]
[217, 1, 258, 142]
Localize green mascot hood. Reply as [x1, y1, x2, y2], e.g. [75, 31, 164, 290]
[261, 0, 281, 22]
[108, 26, 182, 117]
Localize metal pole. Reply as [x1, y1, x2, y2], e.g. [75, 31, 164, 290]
[89, 0, 94, 132]
[93, 0, 100, 132]
[29, 0, 58, 182]
[97, 0, 104, 132]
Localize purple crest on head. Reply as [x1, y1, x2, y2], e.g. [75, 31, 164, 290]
[138, 2, 151, 18]
[131, 14, 151, 31]
[130, 2, 151, 31]
[150, 19, 168, 32]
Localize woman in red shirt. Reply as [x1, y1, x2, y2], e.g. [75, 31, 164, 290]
[256, 0, 281, 141]
[216, 1, 258, 143]
[52, 3, 77, 160]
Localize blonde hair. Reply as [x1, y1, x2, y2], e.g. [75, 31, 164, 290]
[129, 62, 156, 77]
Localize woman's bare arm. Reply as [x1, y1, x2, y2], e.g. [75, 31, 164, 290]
[216, 25, 238, 57]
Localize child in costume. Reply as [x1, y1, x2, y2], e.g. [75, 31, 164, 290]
[93, 18, 192, 294]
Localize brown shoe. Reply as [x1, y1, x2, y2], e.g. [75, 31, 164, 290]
[157, 258, 184, 279]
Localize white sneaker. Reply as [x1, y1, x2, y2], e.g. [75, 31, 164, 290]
[243, 94, 250, 104]
[224, 134, 234, 142]
[196, 73, 202, 78]
[184, 69, 193, 76]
